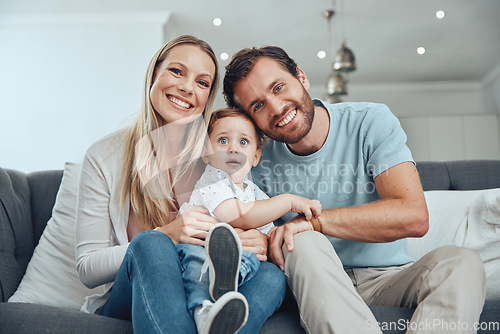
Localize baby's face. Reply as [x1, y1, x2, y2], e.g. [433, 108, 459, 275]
[204, 116, 261, 184]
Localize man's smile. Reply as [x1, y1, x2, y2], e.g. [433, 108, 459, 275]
[276, 108, 297, 128]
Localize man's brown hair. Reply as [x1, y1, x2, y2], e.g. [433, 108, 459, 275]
[223, 46, 299, 109]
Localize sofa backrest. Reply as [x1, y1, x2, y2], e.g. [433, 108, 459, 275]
[417, 160, 500, 191]
[27, 170, 64, 247]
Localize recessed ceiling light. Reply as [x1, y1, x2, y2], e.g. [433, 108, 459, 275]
[317, 51, 326, 59]
[213, 18, 222, 26]
[220, 52, 229, 60]
[417, 47, 426, 55]
[436, 10, 446, 19]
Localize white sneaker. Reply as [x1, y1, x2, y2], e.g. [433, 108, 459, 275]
[194, 292, 249, 334]
[205, 223, 242, 301]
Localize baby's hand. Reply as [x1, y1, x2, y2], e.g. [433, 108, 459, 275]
[290, 195, 322, 220]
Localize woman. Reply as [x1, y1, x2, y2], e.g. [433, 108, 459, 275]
[75, 35, 285, 333]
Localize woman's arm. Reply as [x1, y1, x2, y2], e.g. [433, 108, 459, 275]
[75, 151, 129, 289]
[213, 194, 321, 230]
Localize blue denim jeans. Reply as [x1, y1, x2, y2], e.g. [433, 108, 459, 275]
[100, 230, 286, 334]
[175, 243, 260, 315]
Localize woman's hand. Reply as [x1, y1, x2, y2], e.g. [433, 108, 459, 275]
[235, 228, 269, 262]
[268, 215, 313, 271]
[156, 206, 218, 246]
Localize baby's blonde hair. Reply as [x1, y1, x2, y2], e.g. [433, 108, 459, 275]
[208, 108, 266, 149]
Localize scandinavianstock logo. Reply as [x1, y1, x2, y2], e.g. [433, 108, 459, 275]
[256, 161, 386, 197]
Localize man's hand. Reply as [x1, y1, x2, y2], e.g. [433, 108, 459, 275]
[268, 215, 314, 271]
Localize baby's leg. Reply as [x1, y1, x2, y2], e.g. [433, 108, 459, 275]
[239, 251, 260, 286]
[205, 223, 241, 300]
[176, 243, 212, 315]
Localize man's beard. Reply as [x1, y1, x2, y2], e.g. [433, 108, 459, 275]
[265, 86, 315, 144]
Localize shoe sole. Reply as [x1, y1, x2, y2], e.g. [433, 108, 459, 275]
[206, 224, 241, 301]
[209, 296, 248, 334]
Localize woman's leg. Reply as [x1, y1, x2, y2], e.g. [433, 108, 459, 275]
[237, 261, 286, 334]
[100, 230, 197, 334]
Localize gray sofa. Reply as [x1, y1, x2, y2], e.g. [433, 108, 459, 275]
[1, 160, 500, 334]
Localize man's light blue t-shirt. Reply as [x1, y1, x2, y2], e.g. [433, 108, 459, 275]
[251, 100, 415, 268]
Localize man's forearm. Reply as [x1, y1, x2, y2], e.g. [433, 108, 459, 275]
[319, 197, 428, 242]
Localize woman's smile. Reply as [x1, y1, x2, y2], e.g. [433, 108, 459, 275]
[167, 94, 193, 110]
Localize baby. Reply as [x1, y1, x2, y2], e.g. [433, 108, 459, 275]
[177, 108, 322, 334]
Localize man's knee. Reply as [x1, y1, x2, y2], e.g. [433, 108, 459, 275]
[284, 231, 341, 274]
[292, 231, 333, 252]
[433, 246, 483, 267]
[427, 246, 485, 282]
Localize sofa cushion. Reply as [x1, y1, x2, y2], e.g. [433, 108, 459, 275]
[8, 162, 104, 308]
[0, 168, 33, 302]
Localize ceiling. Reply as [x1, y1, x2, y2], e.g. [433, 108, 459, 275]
[2, 0, 500, 86]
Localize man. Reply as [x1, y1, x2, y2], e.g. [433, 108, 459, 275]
[223, 46, 486, 333]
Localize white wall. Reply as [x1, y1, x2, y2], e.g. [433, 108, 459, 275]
[309, 81, 485, 118]
[482, 62, 500, 117]
[1, 12, 499, 172]
[399, 114, 500, 161]
[0, 12, 170, 172]
[482, 62, 500, 145]
[309, 79, 500, 161]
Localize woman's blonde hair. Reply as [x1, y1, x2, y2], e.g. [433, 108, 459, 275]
[121, 35, 219, 230]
